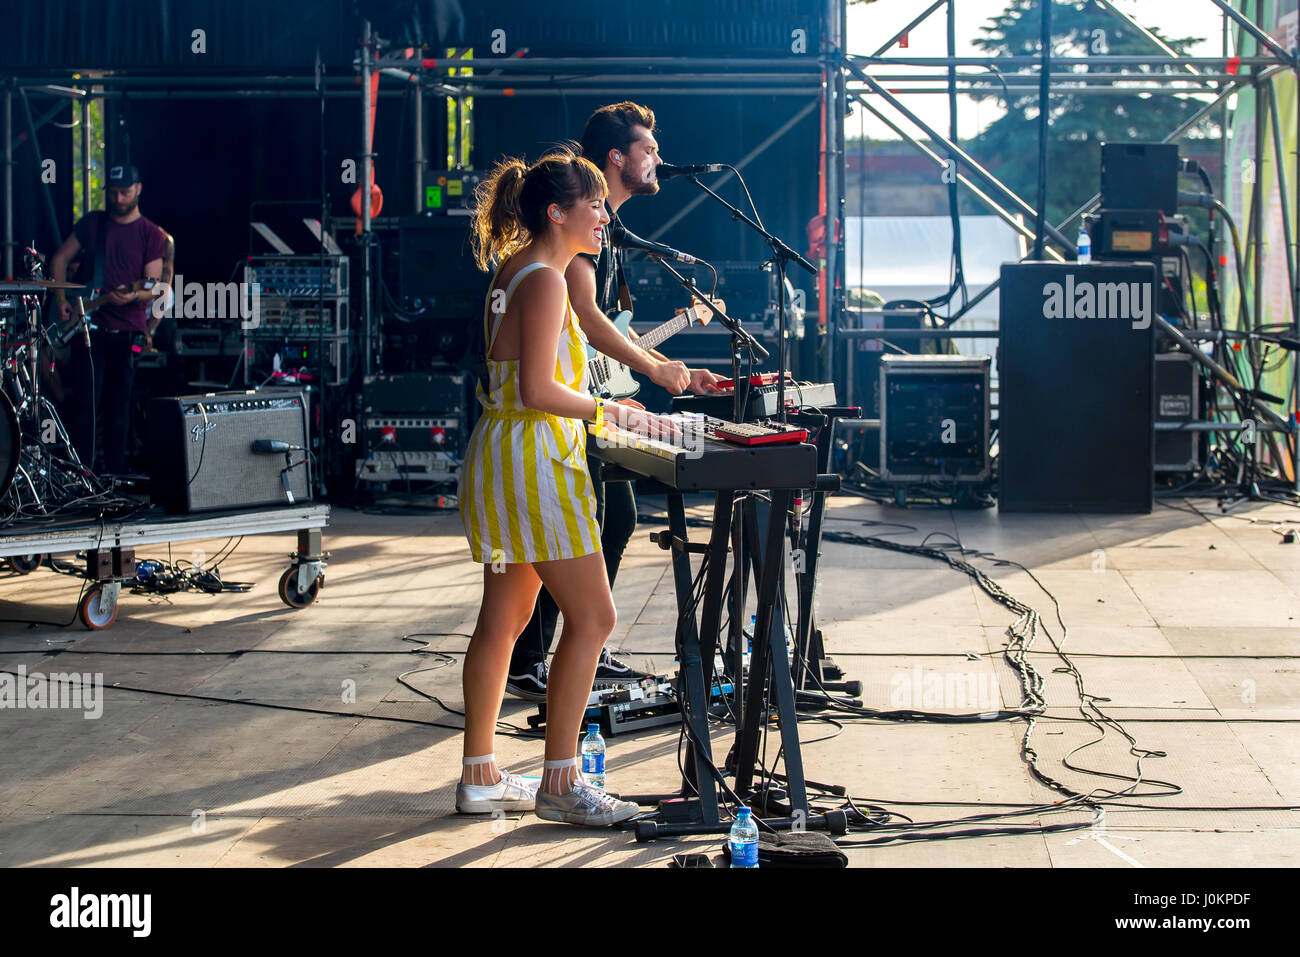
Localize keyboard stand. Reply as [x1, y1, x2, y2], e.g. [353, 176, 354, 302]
[731, 489, 808, 811]
[788, 408, 863, 699]
[639, 482, 808, 824]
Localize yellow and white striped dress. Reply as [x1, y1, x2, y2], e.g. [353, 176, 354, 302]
[458, 261, 603, 564]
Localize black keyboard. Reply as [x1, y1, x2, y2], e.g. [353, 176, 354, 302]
[587, 417, 817, 491]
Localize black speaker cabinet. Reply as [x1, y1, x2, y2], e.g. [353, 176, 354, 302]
[998, 261, 1155, 513]
[398, 212, 483, 318]
[1100, 142, 1179, 215]
[147, 391, 312, 513]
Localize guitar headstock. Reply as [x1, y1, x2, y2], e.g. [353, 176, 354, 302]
[676, 297, 724, 328]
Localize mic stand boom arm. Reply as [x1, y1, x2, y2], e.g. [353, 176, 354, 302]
[645, 254, 767, 424]
[676, 174, 816, 424]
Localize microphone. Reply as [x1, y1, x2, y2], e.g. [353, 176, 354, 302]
[607, 221, 698, 265]
[655, 162, 725, 180]
[251, 439, 304, 454]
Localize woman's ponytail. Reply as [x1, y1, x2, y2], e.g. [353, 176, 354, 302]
[470, 146, 607, 271]
[471, 157, 528, 270]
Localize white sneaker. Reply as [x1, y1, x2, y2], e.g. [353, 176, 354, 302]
[456, 771, 538, 814]
[535, 781, 640, 827]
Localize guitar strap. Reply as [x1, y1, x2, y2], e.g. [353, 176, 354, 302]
[615, 249, 632, 314]
[92, 210, 108, 297]
[87, 210, 109, 328]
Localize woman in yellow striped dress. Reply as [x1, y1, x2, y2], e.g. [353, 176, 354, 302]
[454, 147, 675, 826]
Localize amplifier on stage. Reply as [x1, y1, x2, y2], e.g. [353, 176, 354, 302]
[998, 261, 1155, 512]
[879, 355, 990, 483]
[1155, 351, 1200, 473]
[147, 391, 312, 513]
[357, 372, 467, 486]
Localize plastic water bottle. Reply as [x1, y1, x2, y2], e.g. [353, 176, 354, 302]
[1077, 226, 1092, 264]
[747, 614, 756, 665]
[581, 723, 606, 788]
[729, 806, 760, 868]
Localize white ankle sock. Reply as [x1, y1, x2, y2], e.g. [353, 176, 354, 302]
[541, 757, 579, 794]
[462, 753, 501, 786]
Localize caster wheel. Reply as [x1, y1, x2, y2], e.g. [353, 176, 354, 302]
[6, 554, 43, 575]
[278, 567, 321, 608]
[78, 586, 118, 630]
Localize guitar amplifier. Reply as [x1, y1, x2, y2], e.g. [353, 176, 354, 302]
[147, 391, 312, 513]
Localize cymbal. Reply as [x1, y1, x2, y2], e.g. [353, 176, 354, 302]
[0, 279, 83, 291]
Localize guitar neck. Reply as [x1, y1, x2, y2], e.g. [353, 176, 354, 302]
[635, 312, 692, 352]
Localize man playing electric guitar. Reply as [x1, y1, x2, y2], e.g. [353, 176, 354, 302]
[506, 102, 725, 701]
[50, 164, 168, 474]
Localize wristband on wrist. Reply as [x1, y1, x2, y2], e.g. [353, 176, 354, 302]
[592, 397, 606, 435]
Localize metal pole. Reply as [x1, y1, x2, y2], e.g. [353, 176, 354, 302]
[19, 88, 62, 247]
[2, 82, 12, 277]
[413, 81, 423, 212]
[1053, 75, 1257, 234]
[1205, 0, 1297, 65]
[1033, 0, 1050, 261]
[80, 95, 90, 220]
[826, 0, 847, 384]
[847, 62, 1077, 252]
[1092, 0, 1207, 82]
[1267, 78, 1296, 331]
[872, 0, 947, 58]
[1294, 31, 1300, 491]
[943, 75, 1262, 325]
[1252, 5, 1263, 340]
[847, 54, 1286, 68]
[853, 95, 1064, 258]
[361, 20, 374, 377]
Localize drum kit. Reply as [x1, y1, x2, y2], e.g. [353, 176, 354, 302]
[0, 267, 112, 523]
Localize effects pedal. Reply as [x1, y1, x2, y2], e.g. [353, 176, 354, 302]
[711, 420, 809, 446]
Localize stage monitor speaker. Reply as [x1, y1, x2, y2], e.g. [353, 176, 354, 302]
[1100, 142, 1179, 215]
[998, 261, 1155, 513]
[147, 391, 312, 513]
[398, 212, 484, 318]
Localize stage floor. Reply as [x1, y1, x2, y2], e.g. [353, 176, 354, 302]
[1, 494, 1298, 868]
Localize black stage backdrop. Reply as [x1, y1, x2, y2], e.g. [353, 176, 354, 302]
[2, 1, 821, 70]
[5, 0, 822, 345]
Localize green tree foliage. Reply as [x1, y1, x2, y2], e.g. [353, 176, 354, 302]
[968, 0, 1215, 225]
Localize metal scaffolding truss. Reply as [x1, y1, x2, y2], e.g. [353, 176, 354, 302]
[3, 1, 1296, 486]
[839, 0, 1300, 489]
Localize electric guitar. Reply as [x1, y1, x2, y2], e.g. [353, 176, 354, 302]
[48, 278, 160, 347]
[587, 297, 723, 399]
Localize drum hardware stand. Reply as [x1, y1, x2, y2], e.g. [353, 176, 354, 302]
[0, 281, 106, 515]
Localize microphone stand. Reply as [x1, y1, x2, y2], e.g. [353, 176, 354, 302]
[643, 254, 767, 424]
[658, 176, 838, 815]
[673, 174, 815, 425]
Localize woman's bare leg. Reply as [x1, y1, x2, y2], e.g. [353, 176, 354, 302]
[532, 551, 616, 794]
[461, 562, 542, 784]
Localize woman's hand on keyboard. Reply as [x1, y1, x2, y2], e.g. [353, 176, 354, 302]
[611, 403, 682, 443]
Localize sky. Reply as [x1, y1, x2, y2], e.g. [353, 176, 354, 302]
[847, 0, 1231, 140]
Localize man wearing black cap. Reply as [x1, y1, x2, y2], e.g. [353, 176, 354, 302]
[50, 164, 168, 474]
